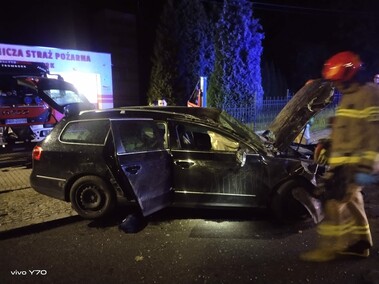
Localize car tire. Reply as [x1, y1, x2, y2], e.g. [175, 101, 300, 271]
[70, 175, 116, 219]
[270, 180, 309, 224]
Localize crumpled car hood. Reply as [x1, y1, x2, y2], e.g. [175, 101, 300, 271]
[263, 79, 334, 151]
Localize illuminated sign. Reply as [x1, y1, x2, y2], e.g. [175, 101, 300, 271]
[0, 43, 113, 109]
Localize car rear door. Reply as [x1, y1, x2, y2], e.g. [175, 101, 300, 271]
[110, 119, 173, 216]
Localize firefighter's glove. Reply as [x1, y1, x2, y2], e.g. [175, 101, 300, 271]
[315, 148, 328, 165]
[314, 140, 330, 165]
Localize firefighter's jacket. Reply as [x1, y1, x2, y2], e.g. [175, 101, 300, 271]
[328, 82, 379, 172]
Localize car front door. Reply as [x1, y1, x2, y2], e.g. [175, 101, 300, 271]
[111, 119, 173, 216]
[169, 121, 266, 207]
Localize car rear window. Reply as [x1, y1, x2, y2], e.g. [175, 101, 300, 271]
[113, 120, 167, 153]
[60, 119, 110, 145]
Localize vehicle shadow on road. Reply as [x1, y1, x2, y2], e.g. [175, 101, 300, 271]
[87, 204, 315, 240]
[0, 204, 316, 240]
[152, 207, 315, 240]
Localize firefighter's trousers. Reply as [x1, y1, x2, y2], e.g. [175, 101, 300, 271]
[317, 183, 373, 251]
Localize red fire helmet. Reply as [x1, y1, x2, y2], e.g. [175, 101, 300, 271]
[322, 51, 362, 82]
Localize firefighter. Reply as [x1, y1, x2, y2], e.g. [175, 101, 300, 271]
[300, 51, 379, 262]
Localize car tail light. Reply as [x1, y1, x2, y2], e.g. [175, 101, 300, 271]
[32, 146, 43, 161]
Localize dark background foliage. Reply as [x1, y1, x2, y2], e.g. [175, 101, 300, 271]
[147, 0, 379, 105]
[254, 0, 379, 94]
[1, 0, 379, 105]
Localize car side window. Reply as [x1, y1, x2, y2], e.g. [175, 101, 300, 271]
[175, 123, 239, 152]
[117, 120, 167, 153]
[60, 120, 110, 145]
[207, 130, 239, 151]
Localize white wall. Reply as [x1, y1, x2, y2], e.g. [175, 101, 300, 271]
[0, 43, 113, 109]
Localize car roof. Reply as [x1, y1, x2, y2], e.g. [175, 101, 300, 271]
[130, 106, 223, 120]
[64, 106, 268, 154]
[76, 106, 223, 124]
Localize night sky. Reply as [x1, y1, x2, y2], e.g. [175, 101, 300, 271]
[128, 0, 379, 89]
[253, 0, 379, 88]
[1, 0, 379, 91]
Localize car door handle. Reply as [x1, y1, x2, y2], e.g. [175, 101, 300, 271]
[174, 160, 195, 169]
[123, 165, 141, 175]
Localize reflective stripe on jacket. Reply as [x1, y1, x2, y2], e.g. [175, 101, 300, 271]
[328, 82, 379, 170]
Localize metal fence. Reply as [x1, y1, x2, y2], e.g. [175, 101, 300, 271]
[223, 93, 341, 132]
[223, 96, 290, 130]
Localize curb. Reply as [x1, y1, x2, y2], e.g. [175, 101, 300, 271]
[0, 211, 78, 233]
[0, 215, 81, 239]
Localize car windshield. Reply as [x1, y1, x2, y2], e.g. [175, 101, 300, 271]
[42, 89, 85, 106]
[218, 111, 265, 151]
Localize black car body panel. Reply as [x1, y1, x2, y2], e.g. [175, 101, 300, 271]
[30, 119, 112, 200]
[110, 119, 173, 216]
[30, 80, 333, 220]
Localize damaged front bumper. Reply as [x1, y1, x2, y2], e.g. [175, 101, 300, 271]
[292, 186, 324, 223]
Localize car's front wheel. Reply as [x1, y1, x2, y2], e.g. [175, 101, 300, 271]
[270, 180, 310, 224]
[70, 175, 116, 219]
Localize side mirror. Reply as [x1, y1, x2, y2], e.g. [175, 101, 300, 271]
[236, 148, 246, 167]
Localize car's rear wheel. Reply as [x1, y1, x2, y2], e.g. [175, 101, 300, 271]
[270, 180, 310, 224]
[70, 175, 116, 219]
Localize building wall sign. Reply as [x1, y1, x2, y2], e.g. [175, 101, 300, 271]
[0, 43, 113, 109]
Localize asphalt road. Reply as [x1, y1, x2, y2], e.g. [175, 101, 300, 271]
[1, 147, 379, 284]
[1, 207, 379, 284]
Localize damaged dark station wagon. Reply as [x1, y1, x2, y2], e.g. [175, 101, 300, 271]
[30, 79, 334, 223]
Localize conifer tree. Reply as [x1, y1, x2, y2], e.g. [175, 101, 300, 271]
[175, 0, 214, 105]
[148, 0, 213, 106]
[208, 0, 264, 109]
[147, 0, 179, 105]
[148, 0, 263, 110]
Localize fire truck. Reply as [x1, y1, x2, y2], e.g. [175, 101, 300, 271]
[0, 61, 94, 152]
